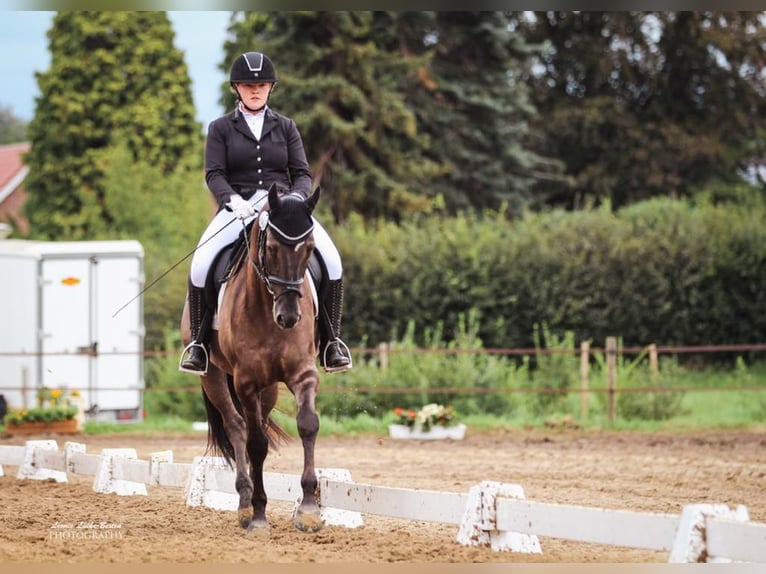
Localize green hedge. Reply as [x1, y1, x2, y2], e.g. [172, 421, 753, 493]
[329, 190, 766, 355]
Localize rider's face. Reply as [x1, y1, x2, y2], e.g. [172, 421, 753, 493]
[235, 82, 273, 108]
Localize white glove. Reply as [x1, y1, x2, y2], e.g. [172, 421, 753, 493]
[226, 195, 256, 220]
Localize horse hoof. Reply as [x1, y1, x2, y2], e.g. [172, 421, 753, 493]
[238, 508, 253, 529]
[294, 508, 323, 533]
[245, 519, 270, 540]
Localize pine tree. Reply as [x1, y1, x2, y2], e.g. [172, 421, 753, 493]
[386, 11, 562, 216]
[23, 12, 202, 239]
[222, 11, 445, 222]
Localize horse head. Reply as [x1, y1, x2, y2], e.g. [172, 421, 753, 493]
[252, 184, 320, 329]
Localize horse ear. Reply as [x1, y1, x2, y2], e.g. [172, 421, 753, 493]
[267, 182, 280, 211]
[306, 186, 320, 213]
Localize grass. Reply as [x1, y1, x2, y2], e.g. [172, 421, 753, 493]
[2, 362, 764, 438]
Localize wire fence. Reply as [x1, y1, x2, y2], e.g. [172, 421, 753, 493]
[1, 341, 764, 426]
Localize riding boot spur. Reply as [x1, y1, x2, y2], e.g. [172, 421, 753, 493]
[179, 284, 211, 375]
[319, 278, 353, 373]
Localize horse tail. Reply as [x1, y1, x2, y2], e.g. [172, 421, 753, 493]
[264, 413, 292, 450]
[203, 376, 290, 459]
[201, 376, 239, 466]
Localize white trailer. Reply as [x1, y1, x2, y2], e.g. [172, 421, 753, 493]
[0, 239, 145, 423]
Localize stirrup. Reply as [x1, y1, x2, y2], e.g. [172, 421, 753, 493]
[178, 341, 209, 375]
[321, 339, 353, 374]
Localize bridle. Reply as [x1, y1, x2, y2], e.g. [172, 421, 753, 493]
[242, 208, 313, 301]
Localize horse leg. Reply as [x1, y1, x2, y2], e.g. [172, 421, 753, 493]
[238, 387, 271, 537]
[200, 368, 253, 529]
[291, 375, 323, 532]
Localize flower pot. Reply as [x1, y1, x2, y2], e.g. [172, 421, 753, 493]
[5, 419, 79, 436]
[388, 423, 466, 441]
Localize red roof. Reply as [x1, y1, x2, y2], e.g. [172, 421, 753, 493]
[0, 142, 30, 197]
[0, 142, 31, 234]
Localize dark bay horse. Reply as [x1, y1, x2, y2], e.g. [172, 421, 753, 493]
[181, 184, 323, 536]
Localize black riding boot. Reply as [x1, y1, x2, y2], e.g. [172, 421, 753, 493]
[179, 285, 211, 375]
[319, 278, 353, 373]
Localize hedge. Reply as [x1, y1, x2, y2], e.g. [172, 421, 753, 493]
[328, 191, 766, 355]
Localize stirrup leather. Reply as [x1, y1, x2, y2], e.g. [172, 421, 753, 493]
[321, 338, 353, 373]
[178, 341, 209, 375]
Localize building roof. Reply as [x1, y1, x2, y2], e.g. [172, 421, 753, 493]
[0, 142, 31, 205]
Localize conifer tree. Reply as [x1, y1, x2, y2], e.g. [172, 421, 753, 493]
[23, 12, 202, 239]
[383, 11, 562, 216]
[222, 11, 445, 222]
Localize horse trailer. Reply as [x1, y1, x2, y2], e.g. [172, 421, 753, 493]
[0, 239, 145, 423]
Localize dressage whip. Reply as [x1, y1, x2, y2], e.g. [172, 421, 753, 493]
[111, 216, 240, 318]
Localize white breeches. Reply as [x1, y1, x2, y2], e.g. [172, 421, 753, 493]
[189, 189, 343, 288]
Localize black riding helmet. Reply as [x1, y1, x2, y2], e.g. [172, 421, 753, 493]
[230, 52, 277, 113]
[229, 52, 278, 84]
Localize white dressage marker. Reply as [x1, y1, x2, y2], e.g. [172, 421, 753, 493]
[92, 448, 148, 496]
[185, 455, 238, 511]
[17, 440, 67, 483]
[313, 468, 364, 528]
[669, 503, 751, 563]
[457, 480, 542, 553]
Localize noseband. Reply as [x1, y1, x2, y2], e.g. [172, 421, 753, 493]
[242, 208, 313, 300]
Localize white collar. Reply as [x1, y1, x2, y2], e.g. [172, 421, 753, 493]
[239, 102, 268, 117]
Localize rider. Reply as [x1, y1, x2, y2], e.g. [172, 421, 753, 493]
[179, 51, 353, 375]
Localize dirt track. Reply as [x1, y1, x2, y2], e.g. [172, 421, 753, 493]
[1, 426, 764, 563]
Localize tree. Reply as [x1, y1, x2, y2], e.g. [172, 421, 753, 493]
[23, 12, 203, 240]
[222, 11, 445, 222]
[93, 142, 212, 350]
[382, 11, 563, 216]
[0, 105, 27, 144]
[514, 11, 766, 210]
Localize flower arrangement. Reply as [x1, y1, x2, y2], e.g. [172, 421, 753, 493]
[3, 387, 80, 426]
[393, 403, 457, 432]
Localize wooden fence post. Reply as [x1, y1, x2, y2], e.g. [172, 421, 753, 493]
[606, 337, 617, 424]
[378, 342, 389, 371]
[649, 343, 658, 387]
[580, 341, 590, 421]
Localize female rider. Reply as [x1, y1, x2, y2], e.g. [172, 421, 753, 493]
[179, 51, 352, 375]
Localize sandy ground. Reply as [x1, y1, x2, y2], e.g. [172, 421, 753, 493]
[0, 426, 764, 563]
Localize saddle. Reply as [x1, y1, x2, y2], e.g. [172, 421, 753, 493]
[205, 223, 324, 330]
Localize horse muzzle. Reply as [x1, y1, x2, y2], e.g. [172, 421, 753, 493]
[272, 290, 302, 329]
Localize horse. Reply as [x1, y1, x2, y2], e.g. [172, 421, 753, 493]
[181, 184, 323, 536]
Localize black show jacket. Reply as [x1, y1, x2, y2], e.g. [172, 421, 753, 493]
[204, 106, 312, 207]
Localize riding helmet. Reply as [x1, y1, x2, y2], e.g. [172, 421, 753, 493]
[229, 52, 277, 84]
